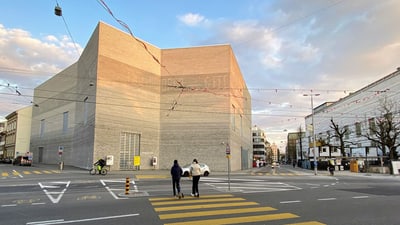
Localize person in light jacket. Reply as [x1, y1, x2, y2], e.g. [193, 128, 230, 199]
[170, 160, 183, 198]
[190, 159, 201, 197]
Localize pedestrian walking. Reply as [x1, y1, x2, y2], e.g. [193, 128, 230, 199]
[170, 159, 183, 198]
[190, 159, 201, 197]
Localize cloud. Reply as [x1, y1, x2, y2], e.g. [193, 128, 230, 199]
[0, 23, 82, 117]
[177, 13, 206, 26]
[180, 0, 400, 143]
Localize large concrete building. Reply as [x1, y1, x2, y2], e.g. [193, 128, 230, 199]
[30, 22, 252, 171]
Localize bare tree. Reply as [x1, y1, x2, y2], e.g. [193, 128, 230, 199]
[364, 98, 400, 160]
[330, 119, 348, 157]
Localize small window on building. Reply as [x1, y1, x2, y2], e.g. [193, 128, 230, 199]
[63, 111, 69, 134]
[84, 97, 88, 125]
[40, 119, 45, 138]
[231, 104, 236, 131]
[355, 122, 361, 136]
[368, 118, 376, 135]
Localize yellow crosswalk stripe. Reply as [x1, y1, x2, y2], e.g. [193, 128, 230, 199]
[154, 201, 259, 212]
[1, 172, 9, 177]
[33, 171, 41, 174]
[286, 221, 326, 225]
[152, 197, 246, 206]
[159, 206, 277, 219]
[163, 213, 299, 225]
[23, 171, 32, 175]
[42, 170, 51, 174]
[150, 194, 233, 202]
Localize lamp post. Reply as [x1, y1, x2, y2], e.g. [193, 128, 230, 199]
[303, 92, 320, 175]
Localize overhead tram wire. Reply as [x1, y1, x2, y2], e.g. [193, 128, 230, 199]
[54, 0, 81, 57]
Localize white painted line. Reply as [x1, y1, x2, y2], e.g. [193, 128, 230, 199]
[26, 213, 139, 225]
[39, 181, 71, 204]
[40, 185, 60, 189]
[13, 170, 23, 178]
[318, 198, 336, 201]
[280, 200, 301, 204]
[352, 196, 369, 199]
[105, 186, 124, 199]
[32, 202, 46, 205]
[1, 204, 17, 207]
[27, 219, 65, 225]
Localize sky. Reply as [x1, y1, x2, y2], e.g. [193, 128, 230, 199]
[0, 0, 399, 147]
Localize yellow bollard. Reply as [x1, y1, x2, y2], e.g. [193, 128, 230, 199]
[125, 177, 130, 195]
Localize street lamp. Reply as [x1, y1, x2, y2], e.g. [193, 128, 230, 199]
[303, 92, 320, 175]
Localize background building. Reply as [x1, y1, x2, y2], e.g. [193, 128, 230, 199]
[252, 125, 266, 167]
[303, 68, 400, 168]
[30, 22, 252, 171]
[0, 119, 6, 160]
[4, 106, 32, 160]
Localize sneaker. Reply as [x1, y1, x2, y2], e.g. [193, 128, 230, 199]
[191, 193, 195, 197]
[175, 195, 179, 199]
[196, 193, 199, 197]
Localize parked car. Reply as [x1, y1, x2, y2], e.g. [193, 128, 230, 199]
[181, 163, 210, 177]
[271, 161, 280, 168]
[13, 156, 32, 166]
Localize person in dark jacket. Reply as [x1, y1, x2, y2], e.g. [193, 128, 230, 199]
[170, 159, 183, 198]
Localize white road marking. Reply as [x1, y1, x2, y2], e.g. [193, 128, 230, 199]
[1, 204, 17, 207]
[280, 200, 301, 204]
[101, 179, 138, 199]
[13, 169, 23, 178]
[318, 198, 336, 201]
[32, 202, 46, 205]
[352, 196, 369, 199]
[39, 181, 71, 204]
[26, 213, 140, 224]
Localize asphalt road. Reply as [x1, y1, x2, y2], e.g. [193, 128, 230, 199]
[1, 163, 400, 225]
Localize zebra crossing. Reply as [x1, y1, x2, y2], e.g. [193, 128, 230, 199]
[149, 194, 326, 225]
[0, 169, 60, 178]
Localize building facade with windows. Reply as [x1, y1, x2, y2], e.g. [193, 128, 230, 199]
[30, 22, 252, 171]
[252, 125, 266, 166]
[303, 68, 400, 162]
[4, 106, 32, 160]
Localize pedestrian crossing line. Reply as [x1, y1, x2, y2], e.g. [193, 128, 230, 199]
[163, 213, 299, 225]
[149, 194, 234, 202]
[154, 201, 259, 212]
[286, 221, 326, 225]
[152, 197, 246, 206]
[135, 175, 170, 179]
[158, 206, 277, 219]
[0, 170, 61, 177]
[251, 172, 298, 176]
[12, 171, 21, 176]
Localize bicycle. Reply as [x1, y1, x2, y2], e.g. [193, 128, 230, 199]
[89, 165, 108, 175]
